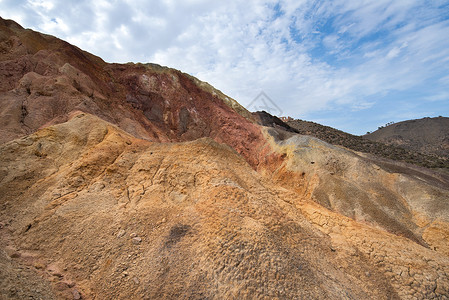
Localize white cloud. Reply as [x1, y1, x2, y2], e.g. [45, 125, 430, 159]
[0, 0, 448, 134]
[386, 47, 401, 59]
[424, 92, 449, 102]
[28, 0, 54, 10]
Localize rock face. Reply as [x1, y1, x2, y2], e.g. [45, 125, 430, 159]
[365, 117, 449, 159]
[1, 17, 449, 299]
[0, 17, 266, 168]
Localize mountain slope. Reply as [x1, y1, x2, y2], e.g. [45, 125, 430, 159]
[281, 115, 449, 169]
[1, 18, 449, 299]
[365, 117, 449, 158]
[0, 16, 265, 168]
[2, 112, 448, 299]
[0, 113, 397, 299]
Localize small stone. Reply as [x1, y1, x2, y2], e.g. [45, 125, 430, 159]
[10, 251, 21, 258]
[157, 218, 167, 226]
[72, 289, 81, 300]
[34, 263, 45, 269]
[130, 232, 137, 238]
[132, 237, 142, 245]
[133, 277, 140, 284]
[90, 182, 105, 192]
[54, 282, 69, 291]
[116, 230, 126, 238]
[5, 246, 20, 258]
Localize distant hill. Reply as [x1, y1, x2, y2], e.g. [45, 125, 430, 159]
[365, 117, 449, 159]
[252, 113, 449, 170]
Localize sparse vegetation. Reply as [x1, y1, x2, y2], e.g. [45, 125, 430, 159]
[377, 121, 395, 130]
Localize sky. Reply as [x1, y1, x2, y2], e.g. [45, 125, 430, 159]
[1, 0, 449, 135]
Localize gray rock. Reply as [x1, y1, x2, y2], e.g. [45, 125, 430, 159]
[72, 289, 81, 300]
[132, 237, 142, 245]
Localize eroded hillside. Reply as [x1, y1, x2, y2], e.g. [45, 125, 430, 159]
[1, 17, 449, 299]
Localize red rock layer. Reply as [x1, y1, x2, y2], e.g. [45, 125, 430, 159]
[0, 17, 276, 169]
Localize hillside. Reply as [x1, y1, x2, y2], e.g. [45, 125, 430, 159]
[281, 116, 449, 170]
[1, 17, 449, 299]
[365, 117, 449, 159]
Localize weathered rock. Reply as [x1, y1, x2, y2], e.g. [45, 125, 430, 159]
[72, 289, 81, 300]
[0, 113, 447, 299]
[132, 237, 142, 245]
[0, 16, 448, 300]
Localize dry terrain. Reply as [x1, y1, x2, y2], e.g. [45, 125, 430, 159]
[1, 17, 449, 299]
[279, 114, 449, 170]
[365, 117, 449, 159]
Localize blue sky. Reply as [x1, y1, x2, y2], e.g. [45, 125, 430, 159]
[1, 0, 449, 135]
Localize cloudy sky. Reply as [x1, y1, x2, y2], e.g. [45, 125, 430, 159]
[1, 0, 449, 134]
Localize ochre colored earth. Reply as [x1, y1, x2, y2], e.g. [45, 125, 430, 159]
[1, 17, 449, 299]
